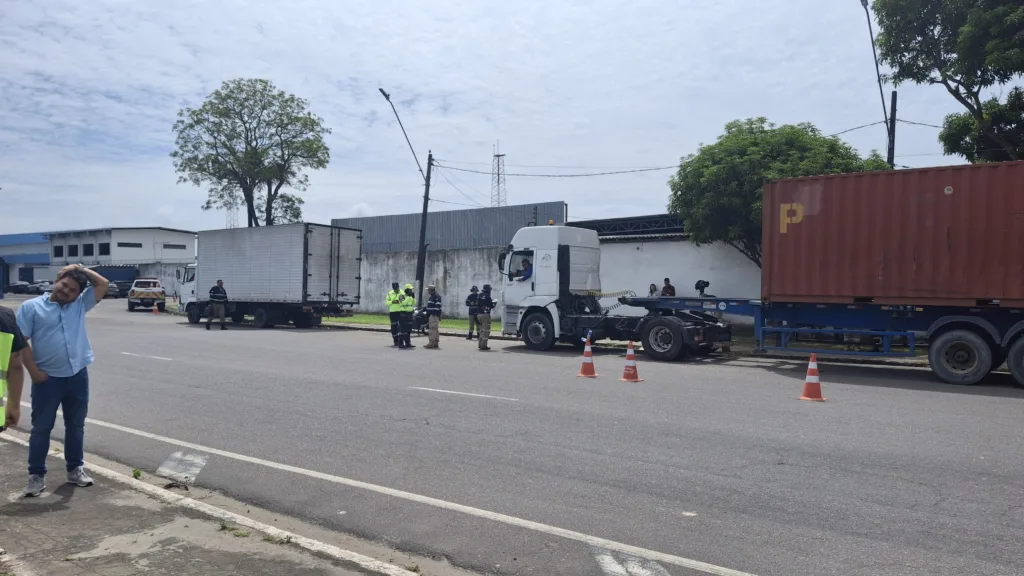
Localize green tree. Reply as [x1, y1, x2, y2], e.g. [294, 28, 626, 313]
[873, 0, 1024, 161]
[171, 78, 331, 226]
[667, 118, 889, 268]
[939, 87, 1024, 162]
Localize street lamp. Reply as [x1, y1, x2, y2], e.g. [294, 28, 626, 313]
[378, 87, 433, 305]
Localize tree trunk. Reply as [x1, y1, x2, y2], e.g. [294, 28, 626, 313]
[941, 80, 1021, 161]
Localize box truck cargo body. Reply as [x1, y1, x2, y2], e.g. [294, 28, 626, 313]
[176, 223, 361, 328]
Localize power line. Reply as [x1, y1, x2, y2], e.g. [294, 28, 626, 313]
[437, 158, 675, 170]
[434, 167, 487, 207]
[430, 198, 480, 208]
[441, 167, 489, 198]
[436, 163, 678, 178]
[897, 118, 943, 128]
[828, 121, 887, 137]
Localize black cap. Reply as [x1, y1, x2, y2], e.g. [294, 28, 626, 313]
[471, 285, 478, 291]
[482, 284, 491, 291]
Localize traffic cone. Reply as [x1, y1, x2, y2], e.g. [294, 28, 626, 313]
[799, 353, 826, 402]
[152, 306, 160, 315]
[577, 336, 598, 378]
[619, 341, 643, 382]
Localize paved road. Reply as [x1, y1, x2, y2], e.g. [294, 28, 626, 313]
[5, 296, 1024, 575]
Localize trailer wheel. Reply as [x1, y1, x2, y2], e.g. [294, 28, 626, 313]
[521, 312, 555, 351]
[1005, 338, 1024, 388]
[186, 304, 200, 324]
[641, 317, 685, 361]
[253, 307, 273, 329]
[293, 313, 313, 329]
[231, 312, 245, 323]
[928, 329, 992, 385]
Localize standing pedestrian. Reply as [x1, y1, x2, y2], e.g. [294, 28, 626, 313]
[424, 284, 442, 349]
[17, 264, 109, 496]
[398, 283, 416, 349]
[648, 283, 659, 297]
[1, 305, 28, 434]
[385, 282, 403, 347]
[207, 279, 228, 330]
[477, 284, 494, 351]
[465, 285, 479, 340]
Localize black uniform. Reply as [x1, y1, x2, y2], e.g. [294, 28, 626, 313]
[465, 289, 480, 339]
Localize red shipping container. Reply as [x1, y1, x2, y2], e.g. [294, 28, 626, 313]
[762, 160, 1024, 307]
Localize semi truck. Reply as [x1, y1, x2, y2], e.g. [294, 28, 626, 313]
[176, 223, 361, 328]
[498, 225, 733, 361]
[501, 160, 1024, 387]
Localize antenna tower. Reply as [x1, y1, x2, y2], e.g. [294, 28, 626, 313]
[490, 141, 507, 207]
[226, 203, 239, 229]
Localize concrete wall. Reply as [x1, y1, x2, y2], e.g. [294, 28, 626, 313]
[357, 237, 762, 321]
[50, 230, 113, 266]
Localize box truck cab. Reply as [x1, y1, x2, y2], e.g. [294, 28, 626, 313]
[498, 225, 732, 359]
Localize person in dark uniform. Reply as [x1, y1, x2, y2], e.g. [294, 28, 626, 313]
[207, 280, 228, 330]
[465, 286, 479, 340]
[424, 284, 443, 349]
[477, 284, 495, 351]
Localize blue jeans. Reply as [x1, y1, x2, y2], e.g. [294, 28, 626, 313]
[29, 368, 89, 476]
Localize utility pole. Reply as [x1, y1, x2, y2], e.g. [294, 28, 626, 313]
[887, 90, 898, 168]
[415, 152, 433, 304]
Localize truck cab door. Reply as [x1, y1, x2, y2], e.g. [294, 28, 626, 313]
[501, 249, 535, 333]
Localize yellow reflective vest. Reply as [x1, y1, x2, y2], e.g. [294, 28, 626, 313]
[386, 290, 404, 313]
[400, 293, 416, 313]
[0, 331, 12, 429]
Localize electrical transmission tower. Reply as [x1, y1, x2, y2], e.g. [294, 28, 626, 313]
[490, 142, 507, 207]
[225, 203, 239, 229]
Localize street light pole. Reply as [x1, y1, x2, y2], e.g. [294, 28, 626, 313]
[379, 87, 431, 303]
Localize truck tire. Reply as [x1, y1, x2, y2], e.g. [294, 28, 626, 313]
[231, 312, 245, 323]
[157, 303, 166, 313]
[641, 316, 686, 361]
[521, 312, 555, 351]
[128, 302, 135, 312]
[1005, 338, 1024, 388]
[293, 313, 313, 329]
[928, 329, 992, 385]
[253, 307, 273, 329]
[186, 304, 200, 324]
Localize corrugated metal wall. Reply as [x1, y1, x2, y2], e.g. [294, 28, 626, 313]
[332, 201, 567, 253]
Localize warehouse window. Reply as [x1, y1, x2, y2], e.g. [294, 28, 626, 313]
[53, 245, 64, 258]
[163, 243, 187, 250]
[99, 243, 110, 255]
[83, 243, 94, 256]
[67, 244, 79, 257]
[117, 242, 143, 248]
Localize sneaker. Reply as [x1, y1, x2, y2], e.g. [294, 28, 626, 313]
[206, 324, 210, 331]
[25, 474, 45, 497]
[67, 467, 94, 487]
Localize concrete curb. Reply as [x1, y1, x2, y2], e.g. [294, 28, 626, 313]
[0, 435, 417, 576]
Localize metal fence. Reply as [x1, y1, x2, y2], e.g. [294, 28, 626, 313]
[332, 201, 567, 253]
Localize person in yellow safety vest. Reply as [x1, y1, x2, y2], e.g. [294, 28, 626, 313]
[397, 283, 416, 349]
[385, 282, 404, 347]
[0, 305, 28, 434]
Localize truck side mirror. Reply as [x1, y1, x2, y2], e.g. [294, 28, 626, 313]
[498, 252, 506, 271]
[175, 269, 181, 281]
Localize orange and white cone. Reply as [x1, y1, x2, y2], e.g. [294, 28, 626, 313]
[799, 353, 825, 401]
[577, 336, 598, 378]
[619, 341, 643, 382]
[152, 305, 160, 315]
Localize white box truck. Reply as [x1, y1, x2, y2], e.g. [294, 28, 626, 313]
[175, 223, 361, 328]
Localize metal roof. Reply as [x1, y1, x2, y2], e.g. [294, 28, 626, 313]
[0, 233, 49, 247]
[570, 214, 685, 236]
[598, 232, 689, 243]
[46, 226, 197, 236]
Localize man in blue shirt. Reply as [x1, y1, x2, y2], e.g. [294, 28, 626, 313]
[516, 258, 532, 282]
[17, 264, 109, 496]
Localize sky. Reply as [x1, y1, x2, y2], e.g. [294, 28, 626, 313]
[0, 0, 999, 234]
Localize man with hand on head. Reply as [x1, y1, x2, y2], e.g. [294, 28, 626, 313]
[17, 264, 108, 497]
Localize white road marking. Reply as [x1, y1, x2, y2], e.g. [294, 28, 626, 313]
[681, 511, 698, 517]
[594, 551, 629, 576]
[623, 555, 673, 576]
[0, 433, 415, 576]
[155, 451, 208, 484]
[408, 387, 519, 402]
[19, 402, 757, 576]
[121, 352, 172, 361]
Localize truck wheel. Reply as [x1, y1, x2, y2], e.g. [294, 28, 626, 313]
[293, 314, 313, 329]
[186, 304, 200, 324]
[928, 329, 992, 385]
[253, 307, 272, 329]
[522, 312, 555, 350]
[641, 316, 685, 361]
[128, 302, 135, 312]
[157, 303, 166, 313]
[1005, 338, 1024, 388]
[231, 312, 245, 323]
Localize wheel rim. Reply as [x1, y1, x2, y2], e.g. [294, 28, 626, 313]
[648, 326, 674, 353]
[526, 321, 547, 344]
[942, 341, 979, 374]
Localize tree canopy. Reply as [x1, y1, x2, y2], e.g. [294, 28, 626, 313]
[939, 86, 1024, 162]
[667, 118, 889, 268]
[171, 78, 331, 226]
[873, 0, 1024, 161]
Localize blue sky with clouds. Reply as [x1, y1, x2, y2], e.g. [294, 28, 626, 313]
[0, 0, 984, 233]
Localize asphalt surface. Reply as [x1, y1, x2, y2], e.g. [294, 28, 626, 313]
[4, 295, 1023, 576]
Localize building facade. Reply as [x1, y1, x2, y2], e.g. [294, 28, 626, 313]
[0, 233, 51, 285]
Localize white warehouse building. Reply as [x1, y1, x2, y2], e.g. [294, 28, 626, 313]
[48, 227, 197, 268]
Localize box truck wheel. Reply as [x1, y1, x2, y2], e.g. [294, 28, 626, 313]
[642, 317, 685, 361]
[186, 304, 200, 324]
[928, 329, 992, 385]
[521, 312, 555, 350]
[293, 313, 314, 329]
[1005, 338, 1024, 388]
[253, 307, 274, 329]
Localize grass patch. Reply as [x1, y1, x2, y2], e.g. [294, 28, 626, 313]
[233, 530, 251, 538]
[262, 534, 293, 544]
[132, 468, 142, 479]
[404, 564, 421, 573]
[324, 313, 473, 331]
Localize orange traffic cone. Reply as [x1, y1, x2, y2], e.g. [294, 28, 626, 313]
[799, 353, 825, 402]
[619, 341, 643, 382]
[577, 336, 598, 378]
[152, 306, 160, 315]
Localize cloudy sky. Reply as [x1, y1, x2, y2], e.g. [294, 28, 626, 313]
[0, 0, 986, 234]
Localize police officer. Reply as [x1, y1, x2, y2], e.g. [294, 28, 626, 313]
[385, 282, 403, 347]
[398, 283, 416, 349]
[477, 284, 495, 351]
[465, 285, 479, 340]
[424, 284, 442, 349]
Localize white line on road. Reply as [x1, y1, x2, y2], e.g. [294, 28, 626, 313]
[594, 551, 629, 576]
[155, 451, 208, 484]
[408, 387, 519, 402]
[121, 352, 172, 361]
[623, 554, 672, 576]
[19, 402, 757, 576]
